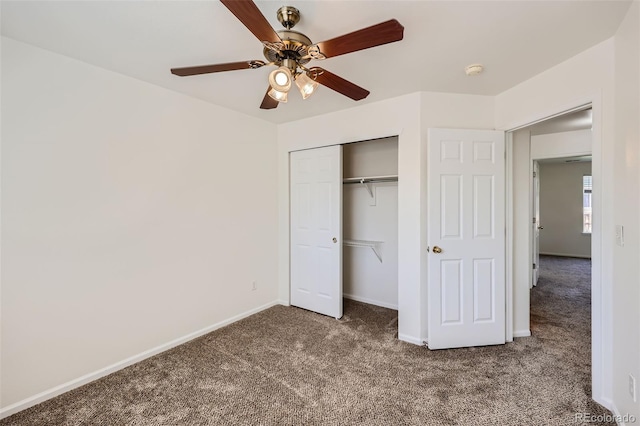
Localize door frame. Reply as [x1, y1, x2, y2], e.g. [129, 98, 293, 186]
[504, 97, 608, 407]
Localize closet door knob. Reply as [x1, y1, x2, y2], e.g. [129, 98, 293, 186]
[432, 246, 443, 254]
[332, 237, 337, 243]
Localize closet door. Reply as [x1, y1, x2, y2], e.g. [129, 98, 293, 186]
[427, 128, 505, 349]
[290, 145, 343, 319]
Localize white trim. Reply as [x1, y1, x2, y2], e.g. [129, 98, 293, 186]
[277, 299, 291, 307]
[589, 93, 607, 405]
[343, 293, 398, 310]
[607, 400, 637, 426]
[531, 150, 592, 161]
[505, 132, 514, 343]
[513, 330, 532, 338]
[500, 101, 593, 134]
[398, 333, 423, 346]
[0, 300, 280, 420]
[539, 252, 592, 259]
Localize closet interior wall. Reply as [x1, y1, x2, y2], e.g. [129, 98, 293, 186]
[343, 137, 399, 309]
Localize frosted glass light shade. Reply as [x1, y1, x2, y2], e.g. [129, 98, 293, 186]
[295, 73, 319, 100]
[268, 87, 288, 103]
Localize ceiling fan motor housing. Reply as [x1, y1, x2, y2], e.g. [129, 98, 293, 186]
[262, 30, 313, 66]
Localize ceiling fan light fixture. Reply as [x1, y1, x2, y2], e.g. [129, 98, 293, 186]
[268, 66, 292, 92]
[173, 2, 404, 110]
[295, 73, 319, 99]
[268, 87, 289, 103]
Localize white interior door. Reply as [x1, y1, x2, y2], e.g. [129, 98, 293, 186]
[427, 128, 505, 349]
[290, 145, 343, 319]
[532, 161, 540, 288]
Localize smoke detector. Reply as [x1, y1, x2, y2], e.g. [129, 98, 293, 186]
[465, 63, 484, 76]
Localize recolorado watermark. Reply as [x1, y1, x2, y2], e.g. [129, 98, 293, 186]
[575, 412, 636, 423]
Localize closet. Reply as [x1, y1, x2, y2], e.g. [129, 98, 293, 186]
[342, 137, 399, 310]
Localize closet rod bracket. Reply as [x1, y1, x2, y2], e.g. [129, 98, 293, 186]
[360, 179, 374, 198]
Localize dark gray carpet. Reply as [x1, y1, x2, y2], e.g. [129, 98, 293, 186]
[1, 255, 613, 425]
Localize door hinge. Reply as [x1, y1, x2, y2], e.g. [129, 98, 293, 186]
[533, 263, 537, 269]
[533, 171, 537, 178]
[533, 217, 537, 224]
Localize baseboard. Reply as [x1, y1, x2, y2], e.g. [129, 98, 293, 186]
[513, 329, 532, 338]
[343, 293, 398, 310]
[398, 333, 424, 346]
[598, 399, 635, 425]
[539, 252, 591, 259]
[277, 299, 290, 307]
[594, 394, 613, 410]
[0, 300, 280, 420]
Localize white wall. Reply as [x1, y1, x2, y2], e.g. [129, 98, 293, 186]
[531, 129, 592, 159]
[343, 138, 398, 309]
[277, 92, 494, 345]
[538, 161, 592, 258]
[343, 137, 398, 178]
[496, 38, 616, 409]
[612, 1, 640, 419]
[1, 37, 279, 412]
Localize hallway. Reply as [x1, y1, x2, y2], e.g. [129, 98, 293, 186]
[530, 255, 612, 424]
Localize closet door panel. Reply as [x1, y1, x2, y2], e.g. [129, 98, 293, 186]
[290, 146, 343, 319]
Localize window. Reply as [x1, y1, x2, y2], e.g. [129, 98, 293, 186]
[583, 175, 592, 233]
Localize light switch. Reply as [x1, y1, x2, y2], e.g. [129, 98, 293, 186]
[616, 225, 624, 247]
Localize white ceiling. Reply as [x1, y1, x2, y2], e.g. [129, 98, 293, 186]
[1, 1, 631, 124]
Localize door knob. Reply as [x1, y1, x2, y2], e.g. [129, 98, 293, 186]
[432, 246, 443, 254]
[332, 237, 337, 243]
[538, 226, 544, 230]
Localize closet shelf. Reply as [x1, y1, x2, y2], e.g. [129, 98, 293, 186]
[343, 239, 383, 263]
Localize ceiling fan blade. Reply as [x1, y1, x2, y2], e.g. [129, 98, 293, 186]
[260, 87, 279, 110]
[308, 68, 370, 101]
[315, 19, 404, 59]
[171, 60, 265, 76]
[220, 0, 282, 44]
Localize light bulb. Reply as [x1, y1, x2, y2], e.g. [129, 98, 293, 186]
[268, 67, 292, 93]
[274, 71, 289, 86]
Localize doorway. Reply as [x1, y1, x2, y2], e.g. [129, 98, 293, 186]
[507, 105, 601, 400]
[529, 109, 593, 287]
[343, 137, 399, 310]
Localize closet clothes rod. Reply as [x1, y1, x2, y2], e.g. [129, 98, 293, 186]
[342, 175, 398, 184]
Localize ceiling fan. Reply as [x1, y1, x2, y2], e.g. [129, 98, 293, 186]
[170, 0, 404, 110]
